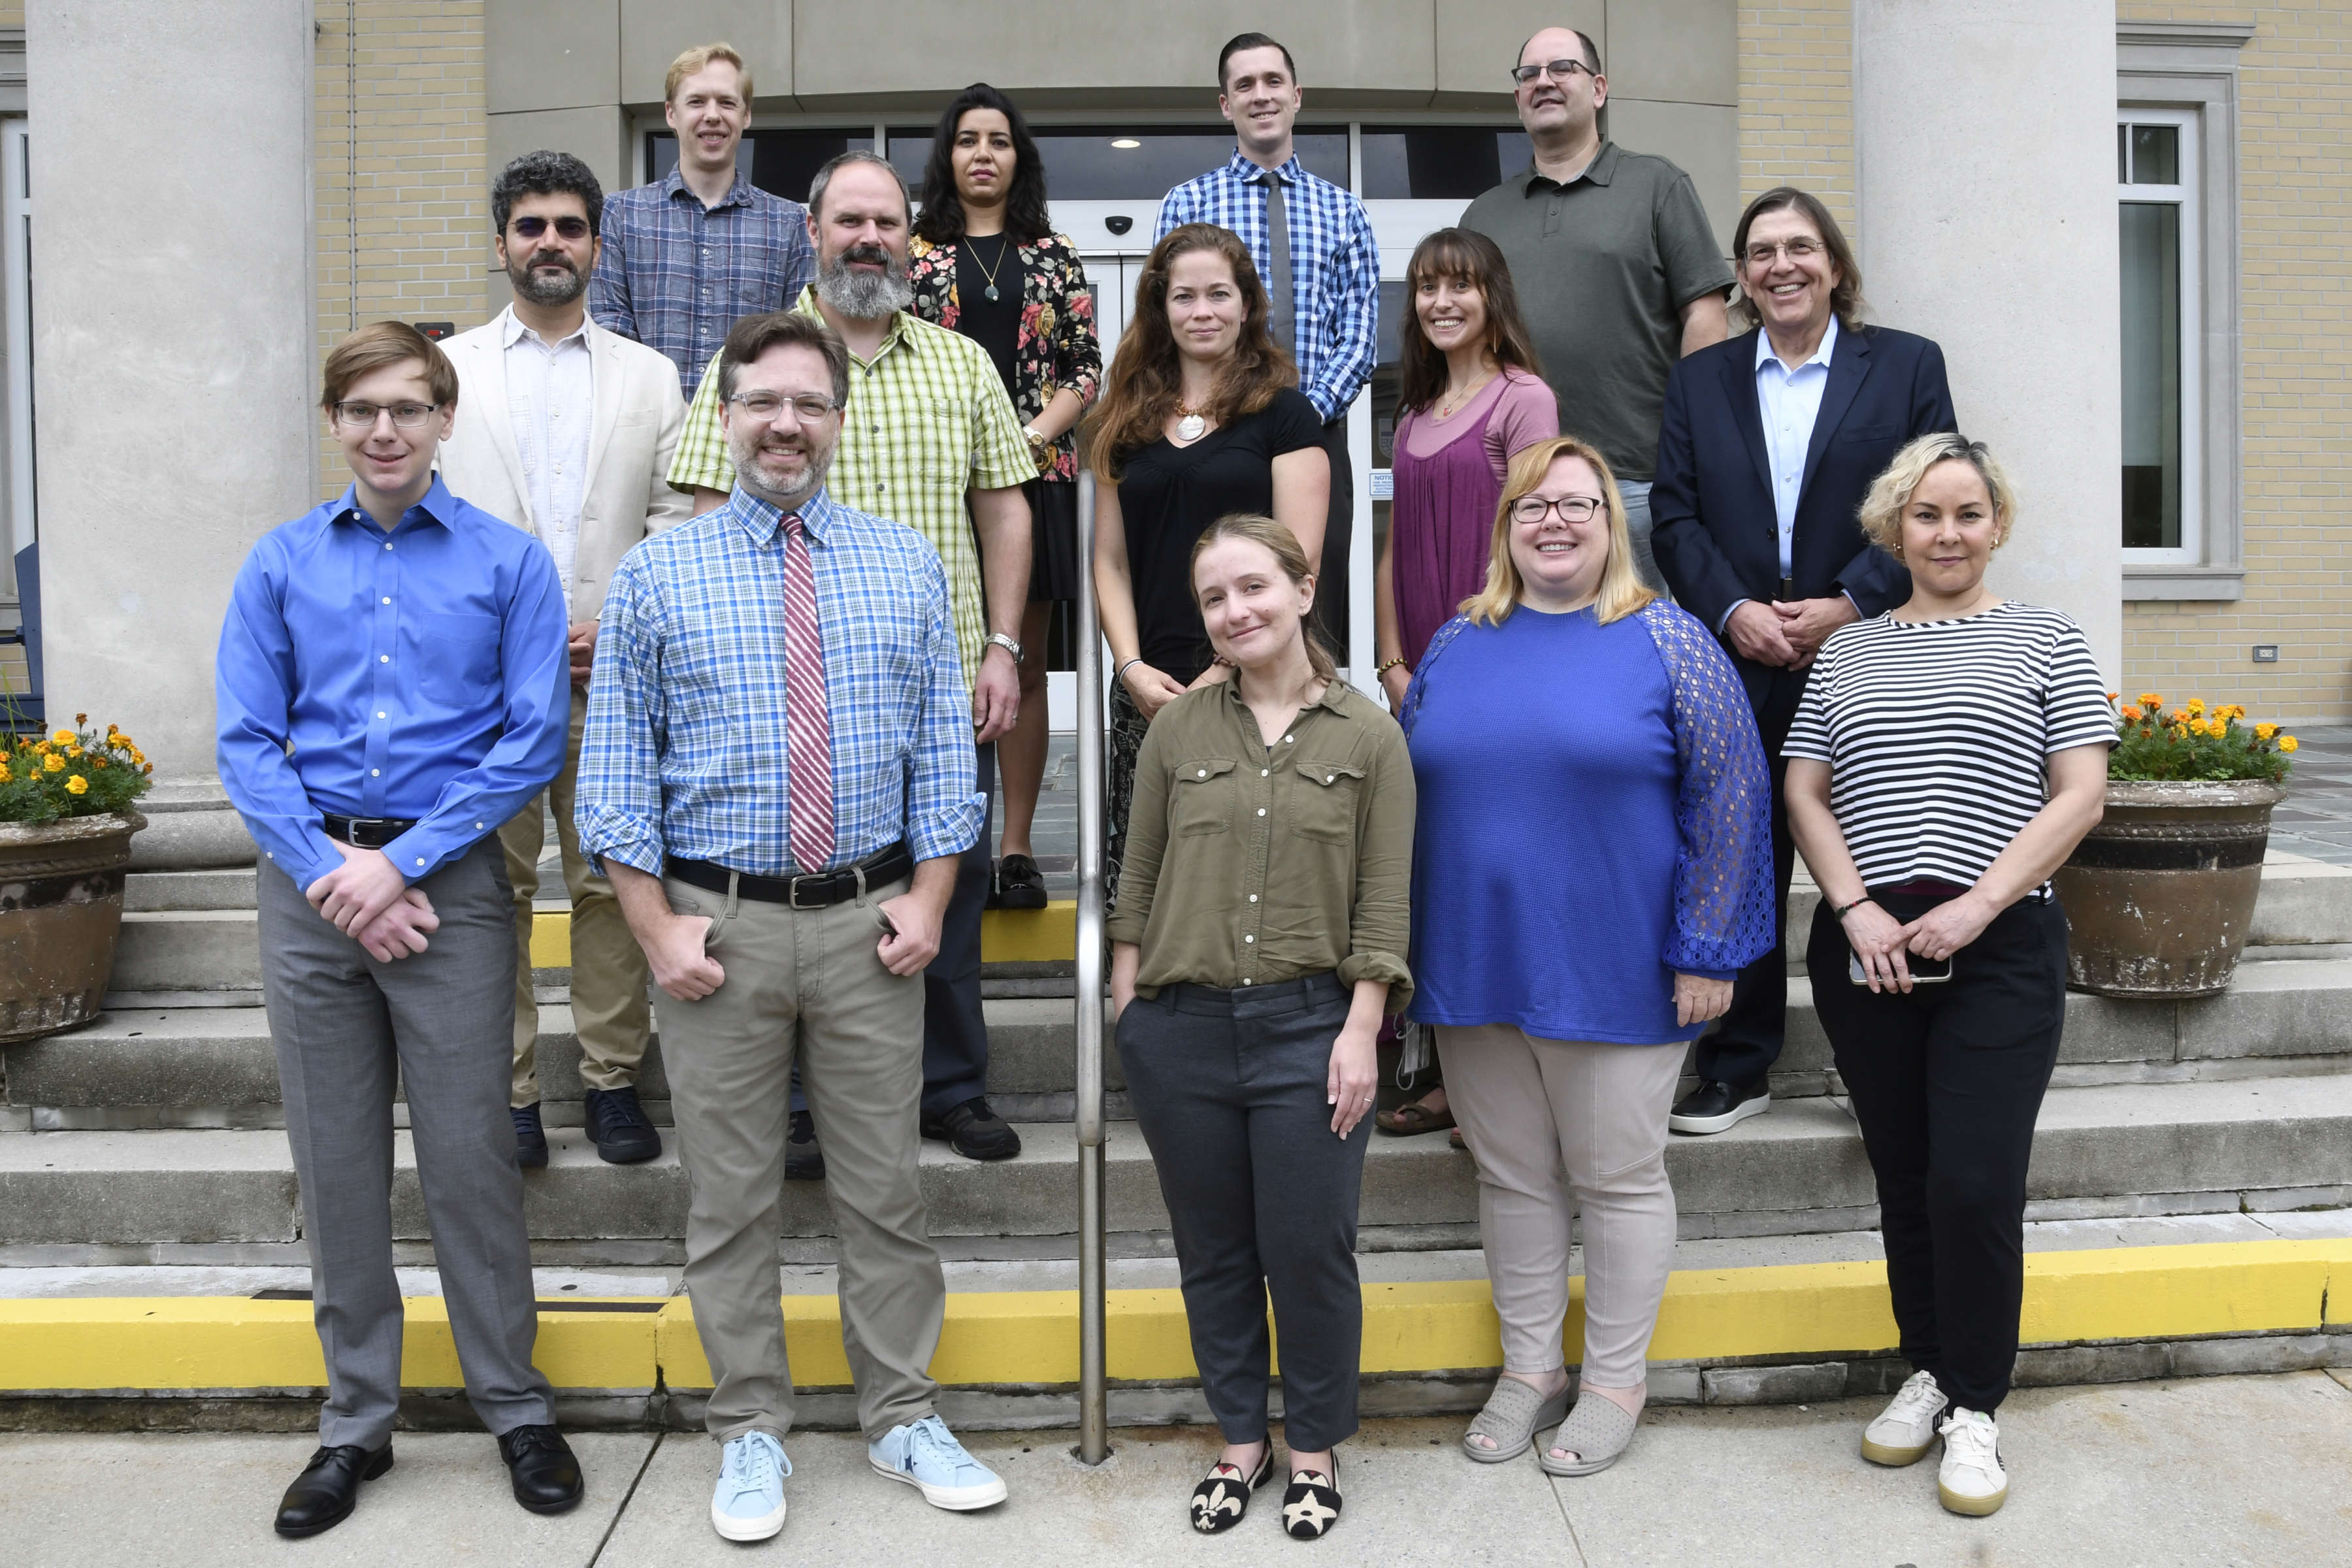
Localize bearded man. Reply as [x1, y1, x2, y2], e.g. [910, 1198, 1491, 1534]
[440, 150, 691, 1168]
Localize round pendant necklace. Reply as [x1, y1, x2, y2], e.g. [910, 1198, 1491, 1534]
[1436, 366, 1497, 420]
[1175, 402, 1208, 443]
[970, 235, 1011, 302]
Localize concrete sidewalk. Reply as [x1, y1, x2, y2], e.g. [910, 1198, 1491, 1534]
[4, 1371, 2347, 1567]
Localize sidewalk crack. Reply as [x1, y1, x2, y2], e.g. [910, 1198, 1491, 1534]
[587, 1428, 663, 1566]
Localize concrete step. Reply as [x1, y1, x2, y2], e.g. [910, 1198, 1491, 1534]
[3, 1075, 2348, 1262]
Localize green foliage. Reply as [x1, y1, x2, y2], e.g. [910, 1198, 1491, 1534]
[2108, 693, 2295, 785]
[0, 711, 155, 824]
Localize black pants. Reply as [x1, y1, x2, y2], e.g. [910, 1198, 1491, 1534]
[1699, 666, 1802, 1089]
[1312, 417, 1352, 659]
[1116, 972, 1371, 1452]
[1807, 887, 2068, 1414]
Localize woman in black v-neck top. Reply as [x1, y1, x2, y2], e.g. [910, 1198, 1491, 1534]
[1084, 223, 1333, 896]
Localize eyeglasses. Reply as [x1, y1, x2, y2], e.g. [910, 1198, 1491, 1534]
[1511, 495, 1605, 525]
[1511, 58, 1595, 86]
[727, 391, 840, 424]
[510, 215, 590, 240]
[334, 400, 441, 429]
[1742, 237, 1825, 269]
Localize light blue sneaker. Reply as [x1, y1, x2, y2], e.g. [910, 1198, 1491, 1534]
[710, 1429, 791, 1541]
[867, 1414, 1008, 1511]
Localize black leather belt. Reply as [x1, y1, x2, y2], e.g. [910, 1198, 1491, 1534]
[1779, 576, 1797, 602]
[666, 842, 913, 910]
[323, 814, 418, 849]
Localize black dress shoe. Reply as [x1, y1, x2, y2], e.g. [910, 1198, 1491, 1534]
[996, 853, 1049, 911]
[274, 1442, 393, 1538]
[1668, 1079, 1772, 1136]
[1281, 1458, 1343, 1540]
[1190, 1443, 1273, 1533]
[512, 1103, 549, 1169]
[498, 1423, 584, 1514]
[785, 1107, 825, 1181]
[921, 1096, 1022, 1160]
[584, 1085, 662, 1164]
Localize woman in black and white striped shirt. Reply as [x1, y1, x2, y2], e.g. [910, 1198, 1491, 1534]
[1783, 435, 2111, 1521]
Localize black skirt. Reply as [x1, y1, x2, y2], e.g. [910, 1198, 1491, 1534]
[1027, 477, 1081, 604]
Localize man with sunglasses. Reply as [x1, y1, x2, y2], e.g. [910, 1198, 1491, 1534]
[440, 151, 690, 1169]
[1463, 26, 1734, 592]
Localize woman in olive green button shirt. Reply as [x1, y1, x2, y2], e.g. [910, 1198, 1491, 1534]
[1108, 513, 1414, 1543]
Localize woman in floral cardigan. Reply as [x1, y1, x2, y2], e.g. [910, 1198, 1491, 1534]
[909, 82, 1102, 909]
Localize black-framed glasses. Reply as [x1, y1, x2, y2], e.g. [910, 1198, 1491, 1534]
[1743, 237, 1825, 269]
[727, 391, 840, 424]
[1511, 494, 1605, 525]
[334, 400, 442, 429]
[1511, 58, 1595, 86]
[510, 214, 591, 240]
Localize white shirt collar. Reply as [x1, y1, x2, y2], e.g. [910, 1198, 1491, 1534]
[498, 304, 592, 352]
[1755, 312, 1839, 376]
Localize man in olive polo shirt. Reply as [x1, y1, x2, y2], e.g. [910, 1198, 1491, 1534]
[1463, 25, 1733, 590]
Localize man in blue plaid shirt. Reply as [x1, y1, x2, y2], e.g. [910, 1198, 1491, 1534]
[587, 42, 815, 399]
[1157, 31, 1378, 648]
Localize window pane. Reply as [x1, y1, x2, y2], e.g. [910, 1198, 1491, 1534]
[887, 125, 1348, 202]
[1360, 126, 1532, 199]
[647, 129, 875, 206]
[2119, 201, 2183, 549]
[2128, 123, 2179, 185]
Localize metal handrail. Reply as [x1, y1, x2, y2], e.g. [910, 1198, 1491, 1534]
[1072, 468, 1110, 1464]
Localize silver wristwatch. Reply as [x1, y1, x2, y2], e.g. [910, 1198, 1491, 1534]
[985, 631, 1026, 665]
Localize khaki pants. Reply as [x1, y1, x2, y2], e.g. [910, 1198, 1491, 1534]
[659, 870, 944, 1443]
[1439, 1023, 1685, 1390]
[500, 685, 652, 1106]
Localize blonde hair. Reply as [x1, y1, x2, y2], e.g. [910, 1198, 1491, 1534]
[666, 42, 751, 106]
[1461, 436, 1658, 628]
[1187, 513, 1337, 683]
[1856, 433, 2019, 557]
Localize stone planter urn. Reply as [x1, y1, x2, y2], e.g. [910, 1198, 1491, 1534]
[0, 810, 147, 1045]
[2054, 781, 2283, 998]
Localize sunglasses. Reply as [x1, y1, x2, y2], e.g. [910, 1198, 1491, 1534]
[510, 215, 591, 240]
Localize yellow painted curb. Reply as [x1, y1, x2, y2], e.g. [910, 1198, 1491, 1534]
[4, 1240, 2345, 1394]
[531, 900, 1078, 970]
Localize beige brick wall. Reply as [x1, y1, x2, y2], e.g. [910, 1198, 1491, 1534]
[1737, 2, 1855, 235]
[2116, 3, 2352, 723]
[313, 1, 491, 500]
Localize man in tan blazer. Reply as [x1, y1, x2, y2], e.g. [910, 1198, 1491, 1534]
[439, 151, 690, 1166]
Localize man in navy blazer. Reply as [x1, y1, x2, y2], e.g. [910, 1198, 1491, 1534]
[1652, 187, 1957, 1135]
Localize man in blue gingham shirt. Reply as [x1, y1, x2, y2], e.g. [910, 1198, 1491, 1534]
[1157, 30, 1379, 642]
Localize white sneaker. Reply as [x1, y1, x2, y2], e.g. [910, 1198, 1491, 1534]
[1936, 1407, 2008, 1516]
[1861, 1369, 1948, 1466]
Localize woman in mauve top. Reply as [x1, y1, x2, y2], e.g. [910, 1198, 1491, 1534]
[1400, 435, 1774, 1480]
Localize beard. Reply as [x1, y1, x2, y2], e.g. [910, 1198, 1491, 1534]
[508, 250, 586, 306]
[728, 427, 829, 504]
[814, 243, 913, 319]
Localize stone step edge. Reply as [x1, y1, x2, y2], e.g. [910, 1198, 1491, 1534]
[2, 1239, 2344, 1399]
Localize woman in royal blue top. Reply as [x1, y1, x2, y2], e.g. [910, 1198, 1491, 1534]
[1399, 434, 1774, 1478]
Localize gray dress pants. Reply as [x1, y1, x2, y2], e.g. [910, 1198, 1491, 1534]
[258, 837, 553, 1450]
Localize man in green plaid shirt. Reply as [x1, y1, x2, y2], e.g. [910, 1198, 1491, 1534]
[669, 152, 1036, 1166]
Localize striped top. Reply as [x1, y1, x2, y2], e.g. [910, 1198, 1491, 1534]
[1782, 600, 2115, 888]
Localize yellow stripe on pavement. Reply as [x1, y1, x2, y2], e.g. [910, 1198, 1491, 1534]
[531, 900, 1079, 970]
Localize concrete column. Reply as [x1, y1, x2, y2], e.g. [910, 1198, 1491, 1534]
[1854, 0, 2122, 681]
[26, 1, 314, 867]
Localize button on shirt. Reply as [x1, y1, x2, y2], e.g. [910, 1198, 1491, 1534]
[501, 308, 595, 593]
[1154, 151, 1379, 423]
[574, 484, 984, 879]
[588, 169, 817, 399]
[1105, 678, 1414, 1007]
[215, 478, 569, 894]
[1756, 314, 1839, 578]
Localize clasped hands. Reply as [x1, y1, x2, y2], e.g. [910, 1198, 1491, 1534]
[1842, 892, 1996, 993]
[308, 841, 438, 962]
[1725, 596, 1857, 670]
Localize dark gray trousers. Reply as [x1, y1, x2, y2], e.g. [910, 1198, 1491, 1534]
[257, 837, 553, 1449]
[1115, 972, 1370, 1452]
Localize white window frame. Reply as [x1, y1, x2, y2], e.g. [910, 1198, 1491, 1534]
[2118, 22, 2253, 601]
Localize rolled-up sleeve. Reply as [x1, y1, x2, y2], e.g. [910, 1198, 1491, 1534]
[905, 546, 985, 862]
[1339, 718, 1415, 1011]
[574, 555, 670, 876]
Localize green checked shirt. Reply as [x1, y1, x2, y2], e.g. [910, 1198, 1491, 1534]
[667, 286, 1034, 689]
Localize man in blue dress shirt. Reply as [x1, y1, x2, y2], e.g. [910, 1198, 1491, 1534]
[216, 321, 579, 1539]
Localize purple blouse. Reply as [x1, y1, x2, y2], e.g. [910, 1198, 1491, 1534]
[1389, 368, 1558, 668]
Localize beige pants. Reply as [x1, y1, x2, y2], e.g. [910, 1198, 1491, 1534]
[1439, 1024, 1686, 1389]
[499, 685, 653, 1106]
[658, 871, 944, 1443]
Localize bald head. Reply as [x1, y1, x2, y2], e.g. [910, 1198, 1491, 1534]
[1519, 27, 1600, 75]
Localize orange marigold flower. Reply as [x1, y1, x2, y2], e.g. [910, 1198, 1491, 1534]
[2121, 705, 2143, 723]
[2138, 693, 2163, 710]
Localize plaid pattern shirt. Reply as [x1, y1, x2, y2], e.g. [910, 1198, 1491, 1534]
[588, 169, 817, 399]
[1155, 150, 1380, 423]
[575, 484, 983, 879]
[666, 287, 1034, 688]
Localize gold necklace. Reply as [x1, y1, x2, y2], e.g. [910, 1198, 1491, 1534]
[968, 235, 1013, 302]
[1435, 365, 1497, 420]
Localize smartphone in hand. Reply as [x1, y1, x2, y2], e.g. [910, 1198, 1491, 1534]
[1849, 951, 1953, 985]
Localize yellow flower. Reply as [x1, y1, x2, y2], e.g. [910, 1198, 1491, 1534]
[42, 752, 65, 773]
[2279, 736, 2300, 753]
[49, 727, 73, 745]
[65, 774, 88, 796]
[2218, 704, 2246, 721]
[0, 760, 10, 782]
[63, 744, 80, 759]
[2257, 723, 2279, 740]
[2186, 698, 2206, 716]
[2138, 692, 2163, 710]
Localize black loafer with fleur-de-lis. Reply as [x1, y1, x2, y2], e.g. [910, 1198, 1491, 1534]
[1188, 1444, 1275, 1533]
[1281, 1460, 1343, 1541]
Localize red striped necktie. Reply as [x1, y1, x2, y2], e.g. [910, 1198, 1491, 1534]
[779, 512, 836, 874]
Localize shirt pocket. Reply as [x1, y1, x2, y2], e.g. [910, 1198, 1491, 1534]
[414, 612, 503, 707]
[1290, 759, 1365, 845]
[1171, 757, 1239, 837]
